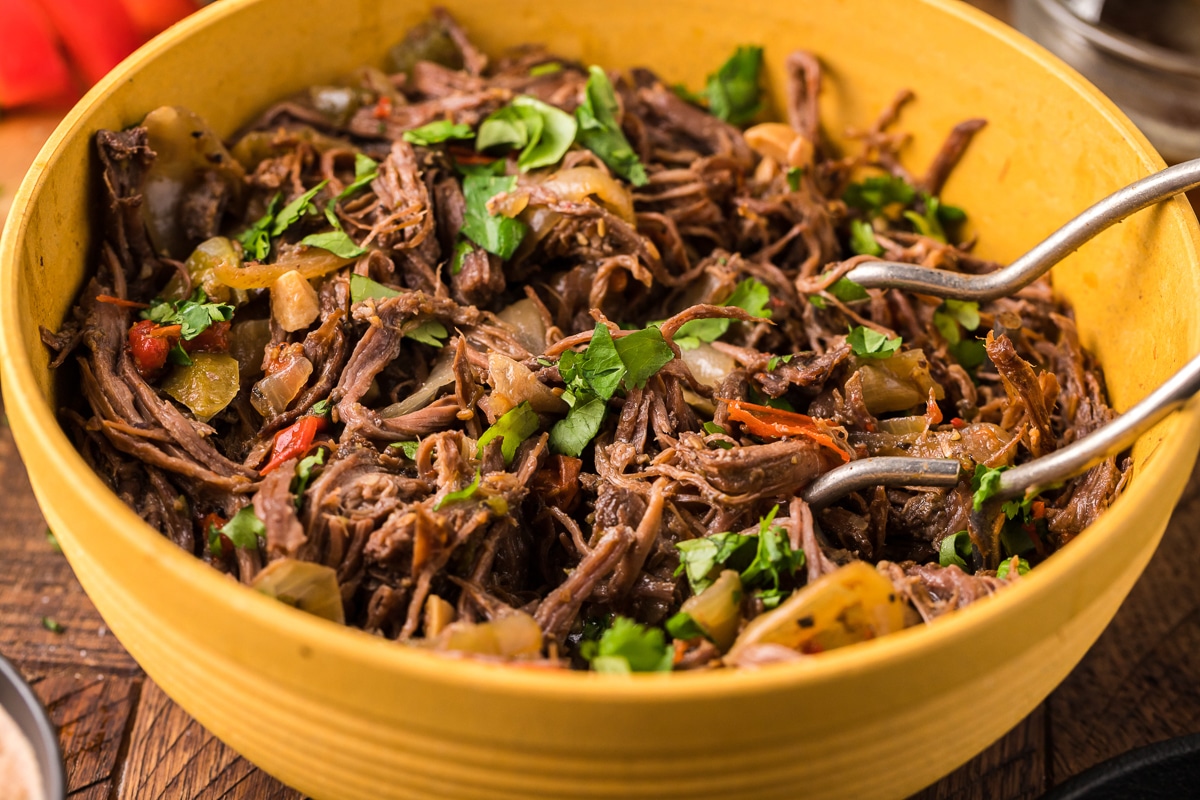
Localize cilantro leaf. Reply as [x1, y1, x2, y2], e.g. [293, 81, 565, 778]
[573, 324, 626, 401]
[575, 66, 648, 186]
[613, 327, 674, 389]
[849, 219, 883, 256]
[971, 464, 1009, 511]
[271, 181, 328, 237]
[847, 326, 902, 359]
[450, 239, 472, 274]
[299, 230, 368, 258]
[236, 193, 281, 261]
[391, 440, 420, 459]
[402, 120, 474, 146]
[665, 612, 708, 641]
[940, 299, 981, 332]
[476, 96, 577, 172]
[167, 342, 192, 366]
[703, 46, 763, 126]
[434, 469, 481, 510]
[215, 506, 265, 552]
[674, 277, 772, 348]
[460, 173, 529, 258]
[938, 530, 974, 569]
[827, 277, 870, 303]
[584, 616, 673, 673]
[529, 62, 562, 77]
[738, 506, 805, 593]
[786, 166, 803, 192]
[335, 154, 379, 201]
[674, 532, 753, 593]
[41, 617, 64, 634]
[309, 398, 331, 417]
[996, 555, 1031, 580]
[291, 448, 325, 505]
[406, 320, 448, 347]
[477, 401, 540, 465]
[549, 394, 607, 458]
[142, 288, 234, 341]
[349, 273, 400, 303]
[843, 175, 915, 217]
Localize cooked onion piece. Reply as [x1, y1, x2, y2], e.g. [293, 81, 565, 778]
[252, 558, 345, 624]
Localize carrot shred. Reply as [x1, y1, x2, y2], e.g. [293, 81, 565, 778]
[725, 399, 850, 463]
[96, 294, 150, 309]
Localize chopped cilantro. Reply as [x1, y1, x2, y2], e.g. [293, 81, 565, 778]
[843, 174, 916, 217]
[702, 421, 727, 436]
[450, 239, 472, 275]
[476, 96, 577, 171]
[904, 194, 962, 243]
[703, 46, 764, 126]
[529, 62, 563, 77]
[738, 506, 806, 596]
[786, 166, 804, 192]
[391, 440, 420, 459]
[809, 295, 827, 310]
[827, 277, 870, 303]
[675, 507, 804, 598]
[477, 401, 540, 465]
[349, 273, 399, 303]
[997, 555, 1031, 580]
[271, 181, 328, 237]
[665, 611, 708, 641]
[549, 324, 676, 457]
[409, 321, 449, 347]
[167, 342, 192, 366]
[41, 617, 64, 634]
[434, 469, 481, 510]
[291, 448, 325, 505]
[933, 300, 987, 370]
[402, 120, 474, 146]
[674, 277, 772, 349]
[461, 173, 529, 258]
[45, 529, 61, 553]
[142, 288, 234, 341]
[575, 66, 648, 186]
[300, 230, 367, 258]
[938, 530, 974, 569]
[971, 464, 1007, 511]
[211, 506, 265, 553]
[847, 326, 902, 359]
[237, 193, 281, 261]
[581, 616, 673, 673]
[675, 532, 753, 593]
[849, 219, 883, 256]
[335, 154, 379, 201]
[309, 399, 331, 417]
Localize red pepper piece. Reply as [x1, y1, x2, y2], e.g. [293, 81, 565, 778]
[183, 320, 230, 354]
[725, 399, 851, 463]
[260, 415, 327, 475]
[127, 319, 172, 379]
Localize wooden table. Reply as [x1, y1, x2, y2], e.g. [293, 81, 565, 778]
[3, 2, 1198, 797]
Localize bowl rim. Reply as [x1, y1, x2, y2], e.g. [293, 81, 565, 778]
[2, 0, 1198, 703]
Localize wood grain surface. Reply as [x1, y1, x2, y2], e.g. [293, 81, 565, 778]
[3, 2, 1199, 798]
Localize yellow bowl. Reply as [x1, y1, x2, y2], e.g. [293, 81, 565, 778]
[3, 1, 1199, 798]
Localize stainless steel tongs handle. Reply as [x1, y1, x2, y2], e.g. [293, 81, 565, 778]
[842, 158, 1200, 301]
[803, 351, 1200, 512]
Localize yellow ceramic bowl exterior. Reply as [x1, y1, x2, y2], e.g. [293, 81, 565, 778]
[3, 1, 1199, 798]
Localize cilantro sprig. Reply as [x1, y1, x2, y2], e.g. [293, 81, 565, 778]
[580, 616, 673, 674]
[674, 506, 805, 607]
[933, 299, 987, 371]
[548, 324, 674, 457]
[938, 530, 974, 569]
[208, 506, 265, 555]
[477, 401, 540, 465]
[476, 96, 577, 172]
[674, 277, 772, 350]
[461, 173, 529, 259]
[703, 46, 764, 125]
[142, 288, 234, 340]
[847, 326, 902, 359]
[348, 274, 448, 346]
[575, 66, 648, 186]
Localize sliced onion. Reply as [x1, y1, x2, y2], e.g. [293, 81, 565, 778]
[251, 353, 313, 417]
[492, 167, 635, 224]
[484, 352, 566, 418]
[680, 342, 737, 389]
[271, 269, 320, 332]
[856, 351, 945, 415]
[744, 122, 814, 169]
[496, 298, 548, 355]
[160, 353, 240, 422]
[214, 243, 352, 290]
[160, 236, 249, 305]
[252, 558, 345, 624]
[430, 611, 543, 658]
[680, 569, 743, 652]
[379, 355, 454, 418]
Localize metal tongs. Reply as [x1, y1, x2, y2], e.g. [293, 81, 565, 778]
[798, 159, 1200, 568]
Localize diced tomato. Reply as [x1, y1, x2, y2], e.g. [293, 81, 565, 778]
[128, 319, 172, 379]
[0, 0, 73, 108]
[950, 417, 966, 429]
[725, 399, 851, 463]
[530, 455, 583, 511]
[114, 0, 195, 41]
[372, 96, 393, 119]
[183, 320, 230, 354]
[34, 0, 142, 85]
[261, 415, 327, 475]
